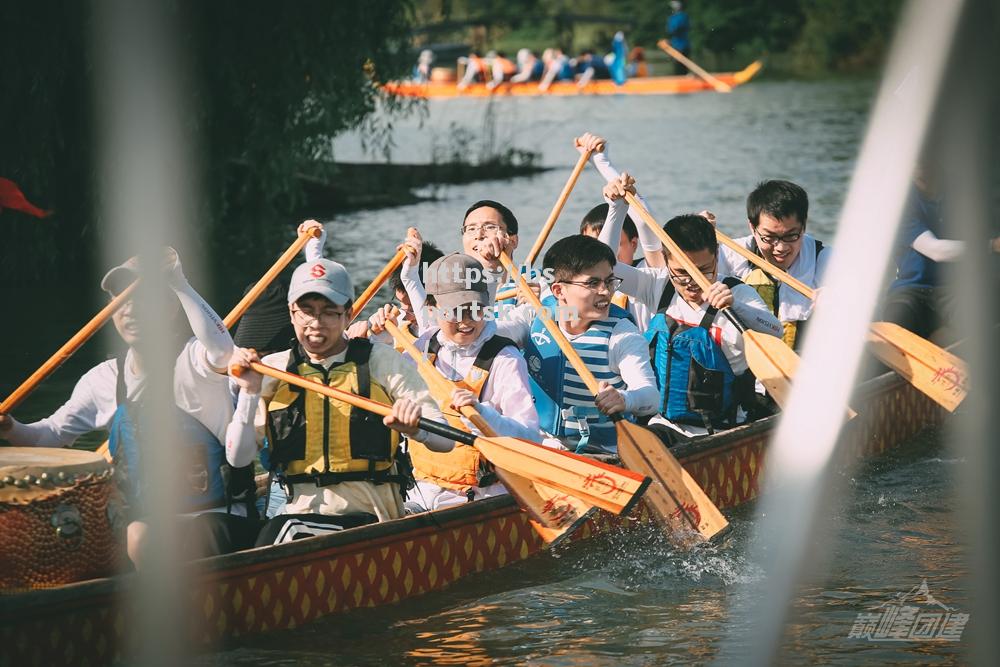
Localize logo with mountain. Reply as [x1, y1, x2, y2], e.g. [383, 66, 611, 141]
[848, 579, 968, 642]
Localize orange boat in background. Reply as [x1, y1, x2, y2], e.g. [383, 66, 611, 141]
[385, 59, 763, 99]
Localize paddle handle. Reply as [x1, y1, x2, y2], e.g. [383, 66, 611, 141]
[234, 360, 476, 447]
[715, 231, 816, 299]
[349, 249, 407, 322]
[497, 253, 605, 400]
[656, 40, 732, 92]
[524, 149, 594, 267]
[1, 281, 139, 414]
[382, 316, 498, 436]
[225, 227, 322, 328]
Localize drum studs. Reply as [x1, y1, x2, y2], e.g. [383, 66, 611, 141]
[40, 472, 51, 482]
[25, 475, 38, 485]
[3, 475, 14, 485]
[14, 479, 28, 488]
[57, 471, 68, 482]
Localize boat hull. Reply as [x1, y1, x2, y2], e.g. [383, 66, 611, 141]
[0, 365, 942, 665]
[384, 61, 763, 99]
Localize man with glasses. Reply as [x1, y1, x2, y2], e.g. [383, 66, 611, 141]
[493, 234, 661, 454]
[225, 258, 455, 546]
[717, 180, 829, 350]
[600, 178, 781, 440]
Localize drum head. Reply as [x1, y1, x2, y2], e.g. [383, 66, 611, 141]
[0, 447, 111, 503]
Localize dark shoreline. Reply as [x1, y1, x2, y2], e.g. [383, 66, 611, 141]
[296, 160, 552, 213]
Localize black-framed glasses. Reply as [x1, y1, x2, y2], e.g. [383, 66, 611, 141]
[667, 268, 715, 288]
[461, 222, 505, 237]
[559, 276, 624, 293]
[755, 229, 803, 246]
[289, 306, 346, 326]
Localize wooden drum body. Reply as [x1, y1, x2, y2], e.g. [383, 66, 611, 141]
[0, 448, 124, 588]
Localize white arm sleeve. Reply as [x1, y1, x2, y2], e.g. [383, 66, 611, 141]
[729, 284, 783, 336]
[598, 197, 628, 251]
[591, 151, 662, 253]
[172, 281, 234, 370]
[912, 230, 965, 262]
[225, 390, 260, 468]
[304, 227, 327, 261]
[399, 259, 432, 334]
[610, 323, 659, 416]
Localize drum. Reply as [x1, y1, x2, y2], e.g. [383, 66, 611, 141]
[0, 447, 125, 588]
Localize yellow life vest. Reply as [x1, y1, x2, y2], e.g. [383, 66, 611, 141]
[743, 239, 824, 351]
[611, 291, 629, 310]
[265, 339, 402, 485]
[407, 334, 514, 493]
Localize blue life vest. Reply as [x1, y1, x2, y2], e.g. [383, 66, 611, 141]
[644, 278, 743, 431]
[107, 351, 255, 516]
[523, 297, 634, 454]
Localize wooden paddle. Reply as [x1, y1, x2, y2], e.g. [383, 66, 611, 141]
[625, 193, 801, 408]
[497, 252, 728, 545]
[91, 226, 323, 460]
[381, 314, 596, 544]
[348, 248, 407, 322]
[524, 146, 598, 268]
[716, 229, 968, 411]
[234, 360, 650, 516]
[656, 40, 732, 93]
[1, 281, 139, 415]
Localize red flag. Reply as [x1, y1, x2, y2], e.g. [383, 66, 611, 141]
[0, 177, 52, 218]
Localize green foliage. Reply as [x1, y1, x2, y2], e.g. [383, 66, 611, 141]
[0, 1, 416, 290]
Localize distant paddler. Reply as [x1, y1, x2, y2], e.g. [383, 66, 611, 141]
[666, 1, 692, 75]
[485, 51, 518, 90]
[509, 49, 545, 84]
[457, 51, 489, 91]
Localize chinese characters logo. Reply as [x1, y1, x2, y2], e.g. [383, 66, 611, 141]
[848, 579, 968, 642]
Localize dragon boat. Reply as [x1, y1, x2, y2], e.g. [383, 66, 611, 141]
[0, 357, 944, 666]
[384, 60, 763, 99]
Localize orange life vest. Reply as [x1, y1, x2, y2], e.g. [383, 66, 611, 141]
[407, 334, 515, 493]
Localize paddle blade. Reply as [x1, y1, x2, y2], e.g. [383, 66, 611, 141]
[743, 329, 798, 408]
[472, 436, 650, 515]
[867, 322, 967, 412]
[495, 470, 597, 547]
[615, 421, 729, 545]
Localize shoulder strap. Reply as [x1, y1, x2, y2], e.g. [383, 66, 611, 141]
[345, 337, 374, 399]
[472, 335, 516, 377]
[696, 277, 743, 329]
[814, 238, 825, 258]
[426, 331, 442, 361]
[114, 350, 128, 406]
[656, 281, 675, 313]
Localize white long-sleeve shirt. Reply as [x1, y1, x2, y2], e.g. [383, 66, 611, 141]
[612, 261, 782, 374]
[412, 322, 542, 442]
[7, 274, 235, 448]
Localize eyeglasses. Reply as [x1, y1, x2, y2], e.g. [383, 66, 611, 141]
[755, 229, 803, 246]
[559, 276, 624, 293]
[461, 223, 505, 237]
[667, 268, 715, 288]
[290, 306, 346, 326]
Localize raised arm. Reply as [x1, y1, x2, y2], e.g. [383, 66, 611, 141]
[164, 251, 233, 372]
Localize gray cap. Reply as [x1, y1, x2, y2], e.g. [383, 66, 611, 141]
[100, 257, 139, 296]
[424, 253, 490, 311]
[287, 259, 354, 306]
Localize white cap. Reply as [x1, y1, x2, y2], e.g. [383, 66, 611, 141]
[287, 259, 354, 306]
